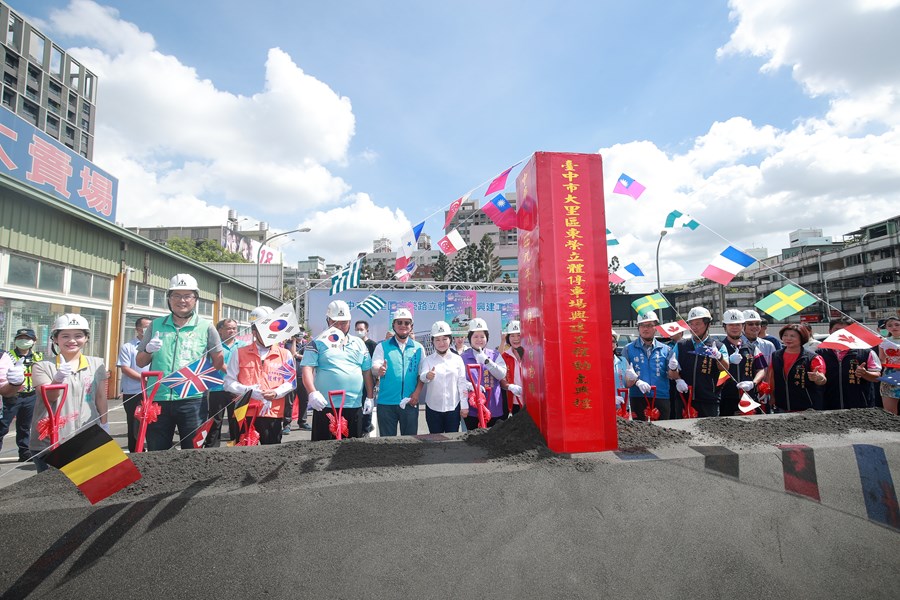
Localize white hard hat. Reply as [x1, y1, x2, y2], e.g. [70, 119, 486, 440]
[52, 313, 90, 332]
[504, 320, 522, 335]
[392, 308, 413, 322]
[168, 273, 199, 292]
[723, 309, 745, 324]
[611, 329, 619, 341]
[636, 311, 659, 325]
[468, 317, 489, 332]
[687, 306, 712, 321]
[249, 306, 273, 323]
[743, 309, 762, 322]
[431, 321, 452, 337]
[326, 300, 351, 322]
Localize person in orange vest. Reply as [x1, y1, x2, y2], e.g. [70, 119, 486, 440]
[223, 306, 295, 445]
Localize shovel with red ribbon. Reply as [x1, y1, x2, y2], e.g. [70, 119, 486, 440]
[237, 405, 261, 446]
[644, 386, 660, 421]
[615, 387, 635, 421]
[135, 371, 164, 453]
[680, 385, 698, 419]
[326, 390, 349, 440]
[38, 384, 68, 445]
[466, 364, 490, 429]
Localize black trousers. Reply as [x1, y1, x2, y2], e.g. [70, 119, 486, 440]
[122, 393, 142, 453]
[205, 390, 234, 447]
[311, 406, 362, 441]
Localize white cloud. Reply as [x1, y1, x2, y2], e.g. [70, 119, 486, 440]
[39, 0, 401, 263]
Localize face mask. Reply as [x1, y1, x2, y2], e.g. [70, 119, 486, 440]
[355, 330, 366, 338]
[15, 339, 35, 350]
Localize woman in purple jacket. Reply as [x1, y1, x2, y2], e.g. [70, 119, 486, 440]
[460, 318, 507, 429]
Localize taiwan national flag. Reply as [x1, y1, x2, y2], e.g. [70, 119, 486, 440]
[609, 262, 644, 284]
[481, 194, 517, 230]
[612, 173, 646, 200]
[701, 246, 756, 285]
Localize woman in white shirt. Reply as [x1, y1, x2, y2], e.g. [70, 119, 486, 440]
[419, 321, 470, 433]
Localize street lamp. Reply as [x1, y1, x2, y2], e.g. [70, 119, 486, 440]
[655, 230, 667, 319]
[256, 228, 311, 304]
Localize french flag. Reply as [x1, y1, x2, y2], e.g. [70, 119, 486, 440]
[609, 262, 644, 284]
[701, 246, 756, 285]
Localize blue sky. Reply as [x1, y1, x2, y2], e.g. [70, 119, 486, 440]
[13, 0, 900, 291]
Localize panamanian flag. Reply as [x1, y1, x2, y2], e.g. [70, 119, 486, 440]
[160, 357, 223, 399]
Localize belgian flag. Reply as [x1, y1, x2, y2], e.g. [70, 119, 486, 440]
[44, 424, 142, 505]
[232, 389, 253, 425]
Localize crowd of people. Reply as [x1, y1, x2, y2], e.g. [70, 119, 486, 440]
[1, 269, 898, 460]
[617, 307, 899, 419]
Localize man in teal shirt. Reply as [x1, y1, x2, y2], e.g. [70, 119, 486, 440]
[137, 273, 224, 450]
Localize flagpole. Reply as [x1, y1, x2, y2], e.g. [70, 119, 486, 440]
[655, 230, 667, 318]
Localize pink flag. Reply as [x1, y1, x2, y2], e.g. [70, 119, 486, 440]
[395, 255, 409, 273]
[443, 192, 470, 229]
[818, 323, 882, 351]
[485, 165, 515, 196]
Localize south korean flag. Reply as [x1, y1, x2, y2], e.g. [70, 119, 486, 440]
[253, 302, 300, 347]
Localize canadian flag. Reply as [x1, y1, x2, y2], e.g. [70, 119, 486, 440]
[655, 320, 690, 338]
[738, 393, 761, 414]
[437, 229, 467, 256]
[818, 323, 882, 351]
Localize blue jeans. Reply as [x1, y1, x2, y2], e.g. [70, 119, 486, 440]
[377, 403, 418, 436]
[0, 393, 35, 460]
[425, 405, 461, 434]
[146, 398, 202, 451]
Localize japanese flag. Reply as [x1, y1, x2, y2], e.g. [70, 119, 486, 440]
[738, 393, 761, 414]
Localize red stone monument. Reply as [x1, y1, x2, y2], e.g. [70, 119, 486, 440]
[515, 152, 617, 453]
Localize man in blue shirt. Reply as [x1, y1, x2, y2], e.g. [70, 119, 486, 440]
[301, 301, 374, 441]
[116, 317, 151, 452]
[668, 306, 729, 417]
[371, 308, 426, 436]
[624, 311, 672, 420]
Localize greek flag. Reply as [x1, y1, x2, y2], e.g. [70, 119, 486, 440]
[330, 259, 361, 296]
[357, 294, 386, 318]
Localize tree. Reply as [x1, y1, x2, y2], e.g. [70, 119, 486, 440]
[283, 285, 296, 302]
[608, 255, 626, 294]
[167, 238, 249, 263]
[432, 253, 451, 281]
[477, 234, 503, 282]
[449, 243, 479, 282]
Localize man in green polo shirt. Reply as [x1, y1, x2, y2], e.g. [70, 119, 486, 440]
[137, 273, 224, 450]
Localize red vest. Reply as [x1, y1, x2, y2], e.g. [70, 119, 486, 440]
[236, 344, 291, 391]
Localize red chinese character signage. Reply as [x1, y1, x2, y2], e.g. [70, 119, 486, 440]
[0, 106, 118, 221]
[516, 152, 617, 453]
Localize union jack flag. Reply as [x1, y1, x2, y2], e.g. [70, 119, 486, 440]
[277, 359, 296, 384]
[160, 357, 223, 398]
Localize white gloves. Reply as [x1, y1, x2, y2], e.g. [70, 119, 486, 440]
[100, 422, 110, 433]
[508, 384, 523, 397]
[708, 347, 723, 360]
[635, 380, 653, 394]
[399, 397, 411, 409]
[676, 379, 689, 393]
[729, 352, 743, 365]
[6, 359, 25, 386]
[52, 361, 74, 384]
[362, 398, 374, 415]
[624, 367, 638, 384]
[668, 357, 680, 371]
[259, 399, 273, 416]
[474, 350, 488, 365]
[145, 331, 163, 354]
[464, 381, 475, 393]
[308, 391, 327, 411]
[615, 396, 624, 408]
[250, 387, 266, 401]
[736, 381, 755, 391]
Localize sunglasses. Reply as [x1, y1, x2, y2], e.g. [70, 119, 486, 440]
[395, 320, 412, 326]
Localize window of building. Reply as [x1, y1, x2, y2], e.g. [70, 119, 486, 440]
[68, 59, 81, 91]
[4, 53, 17, 68]
[198, 299, 214, 317]
[28, 31, 44, 65]
[2, 71, 16, 86]
[869, 224, 888, 239]
[47, 97, 60, 114]
[50, 46, 63, 78]
[84, 73, 94, 102]
[48, 79, 61, 97]
[70, 269, 92, 297]
[7, 254, 38, 287]
[844, 255, 863, 267]
[1, 88, 14, 108]
[152, 289, 167, 310]
[6, 14, 22, 51]
[38, 262, 64, 292]
[92, 276, 111, 300]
